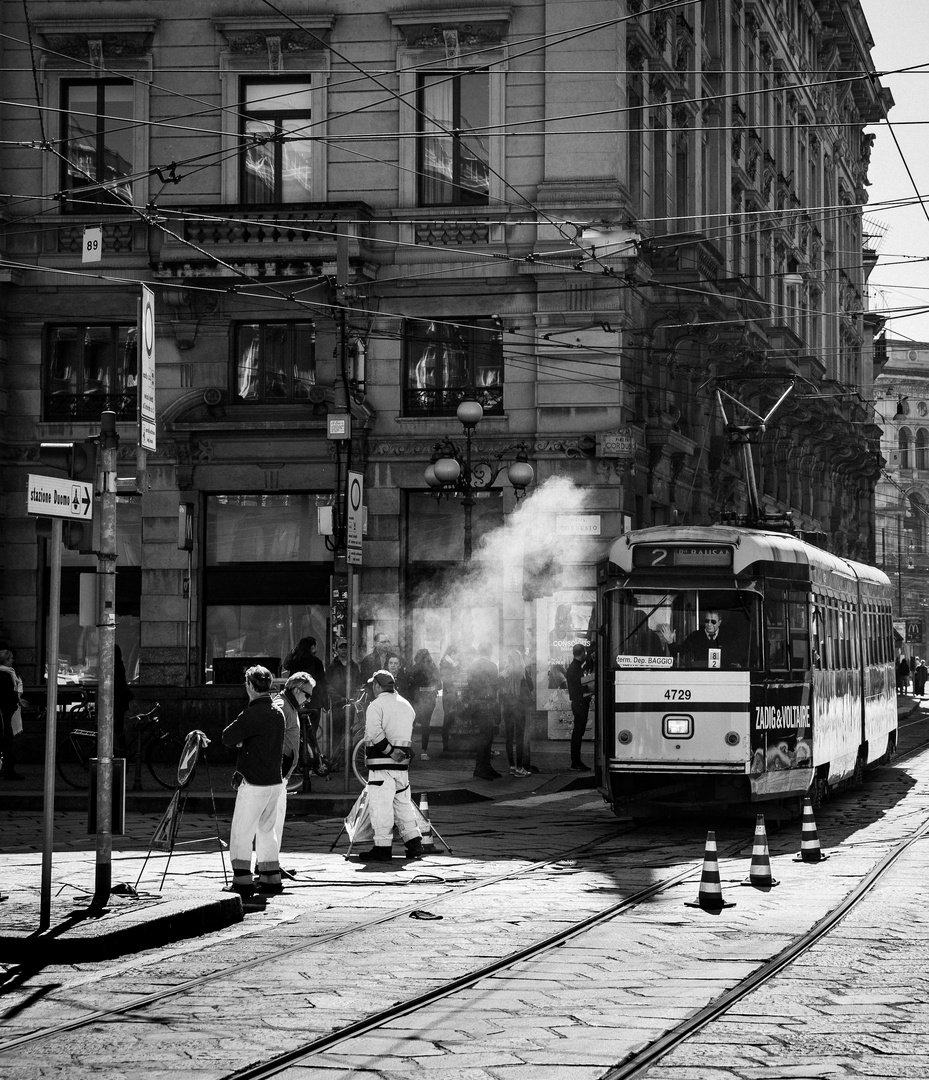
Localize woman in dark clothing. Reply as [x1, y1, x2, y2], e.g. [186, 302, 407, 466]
[0, 646, 25, 781]
[500, 649, 532, 776]
[113, 644, 134, 756]
[410, 649, 441, 759]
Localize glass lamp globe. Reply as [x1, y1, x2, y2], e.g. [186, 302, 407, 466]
[456, 399, 484, 428]
[507, 458, 534, 491]
[424, 463, 441, 488]
[433, 457, 461, 484]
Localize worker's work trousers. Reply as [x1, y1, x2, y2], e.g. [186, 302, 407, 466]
[229, 779, 285, 887]
[366, 769, 421, 847]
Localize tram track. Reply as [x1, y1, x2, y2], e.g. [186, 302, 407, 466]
[3, 721, 928, 1076]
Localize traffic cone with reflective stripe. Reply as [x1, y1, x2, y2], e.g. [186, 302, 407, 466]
[685, 831, 735, 910]
[418, 793, 435, 854]
[741, 814, 779, 888]
[794, 796, 829, 862]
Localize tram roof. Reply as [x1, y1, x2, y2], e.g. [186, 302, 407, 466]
[608, 525, 891, 588]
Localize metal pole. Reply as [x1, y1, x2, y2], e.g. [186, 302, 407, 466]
[463, 424, 474, 562]
[91, 412, 119, 910]
[343, 567, 354, 792]
[185, 548, 192, 687]
[39, 520, 62, 931]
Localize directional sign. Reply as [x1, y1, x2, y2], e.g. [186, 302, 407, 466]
[346, 470, 363, 565]
[27, 474, 93, 519]
[139, 285, 157, 451]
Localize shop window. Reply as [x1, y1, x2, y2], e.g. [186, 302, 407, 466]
[60, 80, 135, 211]
[241, 80, 314, 204]
[403, 318, 503, 416]
[417, 71, 490, 206]
[233, 322, 315, 403]
[45, 323, 138, 421]
[204, 494, 333, 683]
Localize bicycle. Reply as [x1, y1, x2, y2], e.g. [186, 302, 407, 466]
[56, 701, 188, 791]
[305, 689, 368, 785]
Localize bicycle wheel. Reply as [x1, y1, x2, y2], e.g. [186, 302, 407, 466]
[352, 738, 367, 785]
[145, 732, 187, 790]
[56, 730, 94, 789]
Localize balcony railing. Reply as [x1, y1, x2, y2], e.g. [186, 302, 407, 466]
[45, 391, 137, 422]
[403, 385, 503, 418]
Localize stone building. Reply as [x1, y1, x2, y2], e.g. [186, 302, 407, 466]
[0, 1, 888, 739]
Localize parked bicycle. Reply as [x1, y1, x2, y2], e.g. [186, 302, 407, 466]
[56, 700, 188, 791]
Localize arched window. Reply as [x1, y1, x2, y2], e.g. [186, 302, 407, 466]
[917, 429, 929, 470]
[907, 493, 927, 554]
[900, 428, 912, 469]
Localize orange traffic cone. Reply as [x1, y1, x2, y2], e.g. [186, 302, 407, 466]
[418, 793, 435, 853]
[685, 831, 735, 910]
[741, 814, 779, 888]
[794, 797, 828, 862]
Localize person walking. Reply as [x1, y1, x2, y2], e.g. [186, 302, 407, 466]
[410, 648, 441, 759]
[500, 648, 532, 776]
[359, 632, 399, 682]
[468, 643, 500, 780]
[896, 653, 911, 695]
[565, 643, 593, 772]
[915, 657, 928, 697]
[222, 665, 286, 897]
[358, 669, 422, 862]
[438, 643, 464, 753]
[0, 646, 25, 782]
[113, 644, 134, 758]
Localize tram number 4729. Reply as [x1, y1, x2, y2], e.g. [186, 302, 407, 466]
[664, 689, 691, 700]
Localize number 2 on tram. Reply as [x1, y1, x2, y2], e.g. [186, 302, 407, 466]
[595, 525, 897, 818]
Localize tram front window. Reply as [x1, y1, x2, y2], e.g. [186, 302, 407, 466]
[608, 590, 760, 671]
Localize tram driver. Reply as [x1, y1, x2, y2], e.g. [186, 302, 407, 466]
[674, 610, 746, 670]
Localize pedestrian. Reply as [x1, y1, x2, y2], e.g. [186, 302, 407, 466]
[282, 636, 327, 764]
[916, 657, 928, 697]
[565, 643, 593, 771]
[325, 639, 361, 748]
[410, 648, 441, 759]
[221, 665, 286, 897]
[500, 648, 532, 776]
[113, 644, 134, 757]
[358, 669, 422, 862]
[468, 643, 500, 780]
[438, 643, 464, 752]
[274, 671, 313, 789]
[359, 631, 399, 682]
[386, 654, 413, 701]
[896, 653, 911, 695]
[0, 646, 25, 782]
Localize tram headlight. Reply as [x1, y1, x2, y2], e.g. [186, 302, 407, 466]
[725, 731, 741, 746]
[618, 729, 633, 744]
[662, 715, 693, 739]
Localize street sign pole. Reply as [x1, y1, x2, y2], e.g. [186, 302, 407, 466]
[39, 519, 62, 931]
[91, 412, 119, 910]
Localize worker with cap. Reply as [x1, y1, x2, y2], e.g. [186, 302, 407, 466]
[358, 668, 423, 862]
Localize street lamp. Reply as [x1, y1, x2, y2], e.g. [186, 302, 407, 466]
[423, 396, 534, 560]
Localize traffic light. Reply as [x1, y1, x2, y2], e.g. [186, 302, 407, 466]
[64, 521, 93, 553]
[38, 439, 97, 485]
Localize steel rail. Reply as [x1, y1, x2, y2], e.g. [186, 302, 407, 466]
[0, 824, 634, 1054]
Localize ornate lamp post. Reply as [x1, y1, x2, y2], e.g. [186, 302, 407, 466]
[423, 397, 533, 560]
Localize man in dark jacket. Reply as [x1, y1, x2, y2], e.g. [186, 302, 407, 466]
[565, 643, 593, 772]
[222, 665, 286, 896]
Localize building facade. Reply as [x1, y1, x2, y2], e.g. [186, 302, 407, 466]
[0, 1, 888, 737]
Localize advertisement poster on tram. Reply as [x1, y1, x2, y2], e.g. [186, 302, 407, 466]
[749, 682, 814, 797]
[536, 590, 596, 740]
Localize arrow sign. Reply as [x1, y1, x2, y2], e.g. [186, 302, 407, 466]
[27, 474, 93, 519]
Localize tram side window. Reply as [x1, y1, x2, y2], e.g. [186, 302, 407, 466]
[765, 591, 810, 674]
[789, 598, 810, 671]
[765, 592, 789, 671]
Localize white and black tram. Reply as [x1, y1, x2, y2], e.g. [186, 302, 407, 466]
[595, 525, 897, 818]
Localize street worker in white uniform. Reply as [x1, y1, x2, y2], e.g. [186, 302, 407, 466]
[222, 665, 286, 896]
[358, 669, 423, 862]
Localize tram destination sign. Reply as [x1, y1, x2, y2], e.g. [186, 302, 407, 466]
[632, 544, 733, 569]
[27, 474, 93, 520]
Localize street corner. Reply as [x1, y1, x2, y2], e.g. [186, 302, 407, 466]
[0, 886, 243, 965]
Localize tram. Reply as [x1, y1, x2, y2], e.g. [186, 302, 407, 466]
[595, 525, 897, 818]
